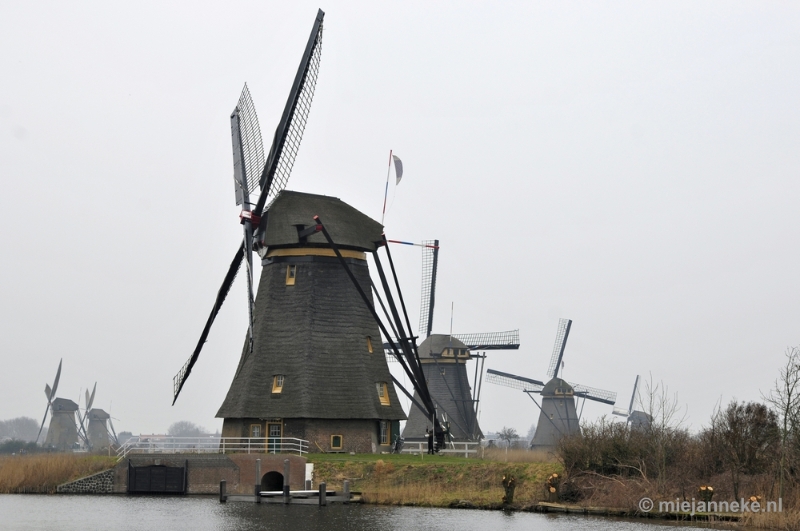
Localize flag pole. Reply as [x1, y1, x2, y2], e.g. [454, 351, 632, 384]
[381, 149, 392, 225]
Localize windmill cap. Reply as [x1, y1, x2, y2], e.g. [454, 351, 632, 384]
[51, 398, 79, 411]
[541, 378, 574, 396]
[416, 334, 470, 359]
[263, 191, 383, 252]
[88, 409, 110, 420]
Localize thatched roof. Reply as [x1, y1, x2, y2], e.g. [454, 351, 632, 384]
[416, 334, 469, 359]
[263, 191, 383, 252]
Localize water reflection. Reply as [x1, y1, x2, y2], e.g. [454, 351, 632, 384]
[0, 495, 725, 531]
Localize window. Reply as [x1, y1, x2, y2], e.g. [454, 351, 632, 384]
[379, 420, 390, 445]
[376, 382, 390, 406]
[272, 375, 284, 394]
[285, 265, 296, 286]
[331, 435, 343, 450]
[250, 424, 262, 438]
[366, 336, 373, 354]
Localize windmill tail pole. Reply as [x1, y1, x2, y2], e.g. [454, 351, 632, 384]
[310, 216, 419, 389]
[313, 216, 438, 423]
[381, 149, 392, 225]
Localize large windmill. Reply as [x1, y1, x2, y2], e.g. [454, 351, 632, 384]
[612, 375, 652, 430]
[486, 318, 617, 450]
[390, 240, 521, 443]
[172, 10, 412, 453]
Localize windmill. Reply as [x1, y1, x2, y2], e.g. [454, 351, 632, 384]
[486, 318, 617, 451]
[36, 358, 61, 444]
[171, 10, 409, 453]
[612, 375, 652, 430]
[37, 359, 80, 451]
[79, 384, 119, 450]
[385, 240, 521, 443]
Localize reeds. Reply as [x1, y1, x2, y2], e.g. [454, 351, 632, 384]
[311, 456, 559, 508]
[0, 454, 116, 494]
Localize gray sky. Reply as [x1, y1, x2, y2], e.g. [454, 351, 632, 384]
[1, 1, 798, 436]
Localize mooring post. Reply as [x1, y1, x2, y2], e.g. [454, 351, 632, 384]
[219, 480, 227, 503]
[255, 459, 261, 503]
[343, 479, 350, 503]
[319, 481, 327, 506]
[283, 458, 291, 504]
[305, 479, 312, 490]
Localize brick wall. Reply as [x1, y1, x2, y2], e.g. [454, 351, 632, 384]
[289, 419, 383, 454]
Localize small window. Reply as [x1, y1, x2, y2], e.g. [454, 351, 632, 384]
[272, 375, 284, 393]
[250, 424, 262, 438]
[376, 382, 390, 406]
[366, 336, 373, 354]
[379, 420, 390, 445]
[285, 265, 296, 286]
[331, 435, 343, 450]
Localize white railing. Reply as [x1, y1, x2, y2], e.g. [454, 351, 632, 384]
[399, 441, 479, 458]
[116, 436, 309, 461]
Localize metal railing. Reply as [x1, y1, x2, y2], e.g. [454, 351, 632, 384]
[399, 441, 480, 458]
[116, 436, 309, 461]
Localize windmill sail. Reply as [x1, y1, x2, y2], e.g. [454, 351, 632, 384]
[232, 83, 266, 203]
[418, 240, 439, 338]
[452, 330, 520, 351]
[546, 318, 571, 378]
[172, 10, 325, 404]
[486, 369, 544, 392]
[256, 8, 324, 212]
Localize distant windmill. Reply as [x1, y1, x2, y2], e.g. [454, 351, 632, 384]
[79, 384, 119, 450]
[612, 375, 652, 430]
[36, 359, 61, 444]
[385, 240, 520, 443]
[486, 318, 617, 450]
[37, 359, 80, 451]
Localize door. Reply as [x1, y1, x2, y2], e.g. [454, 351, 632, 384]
[267, 422, 282, 453]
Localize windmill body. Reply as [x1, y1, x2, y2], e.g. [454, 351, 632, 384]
[529, 378, 581, 450]
[87, 409, 112, 451]
[403, 335, 482, 442]
[44, 398, 79, 451]
[612, 375, 653, 430]
[217, 191, 406, 452]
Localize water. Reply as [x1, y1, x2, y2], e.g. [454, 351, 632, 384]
[0, 495, 726, 531]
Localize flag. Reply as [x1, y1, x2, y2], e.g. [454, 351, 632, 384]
[392, 155, 403, 185]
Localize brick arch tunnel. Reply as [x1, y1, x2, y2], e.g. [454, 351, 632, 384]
[261, 471, 283, 492]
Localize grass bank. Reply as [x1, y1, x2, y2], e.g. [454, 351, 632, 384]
[307, 450, 561, 509]
[0, 454, 117, 494]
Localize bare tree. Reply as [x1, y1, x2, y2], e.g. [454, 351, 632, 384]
[0, 417, 41, 442]
[763, 346, 800, 499]
[641, 374, 688, 492]
[498, 426, 518, 448]
[167, 421, 207, 437]
[711, 400, 780, 499]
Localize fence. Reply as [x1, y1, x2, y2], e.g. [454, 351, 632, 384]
[116, 436, 309, 461]
[400, 441, 479, 458]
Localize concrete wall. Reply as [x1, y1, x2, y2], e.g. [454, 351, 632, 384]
[110, 453, 306, 494]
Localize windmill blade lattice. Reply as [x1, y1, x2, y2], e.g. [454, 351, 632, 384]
[418, 240, 439, 338]
[256, 9, 324, 212]
[172, 241, 245, 403]
[546, 318, 572, 378]
[485, 369, 545, 393]
[452, 330, 520, 351]
[569, 382, 617, 405]
[234, 84, 266, 198]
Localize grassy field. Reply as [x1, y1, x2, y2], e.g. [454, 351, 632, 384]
[0, 454, 117, 494]
[307, 449, 562, 508]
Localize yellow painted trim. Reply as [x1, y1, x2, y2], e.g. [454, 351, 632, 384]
[267, 248, 366, 260]
[285, 265, 296, 286]
[330, 434, 343, 449]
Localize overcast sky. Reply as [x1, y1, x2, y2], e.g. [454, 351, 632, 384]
[1, 2, 798, 437]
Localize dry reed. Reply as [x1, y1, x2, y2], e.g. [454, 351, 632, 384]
[0, 454, 116, 494]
